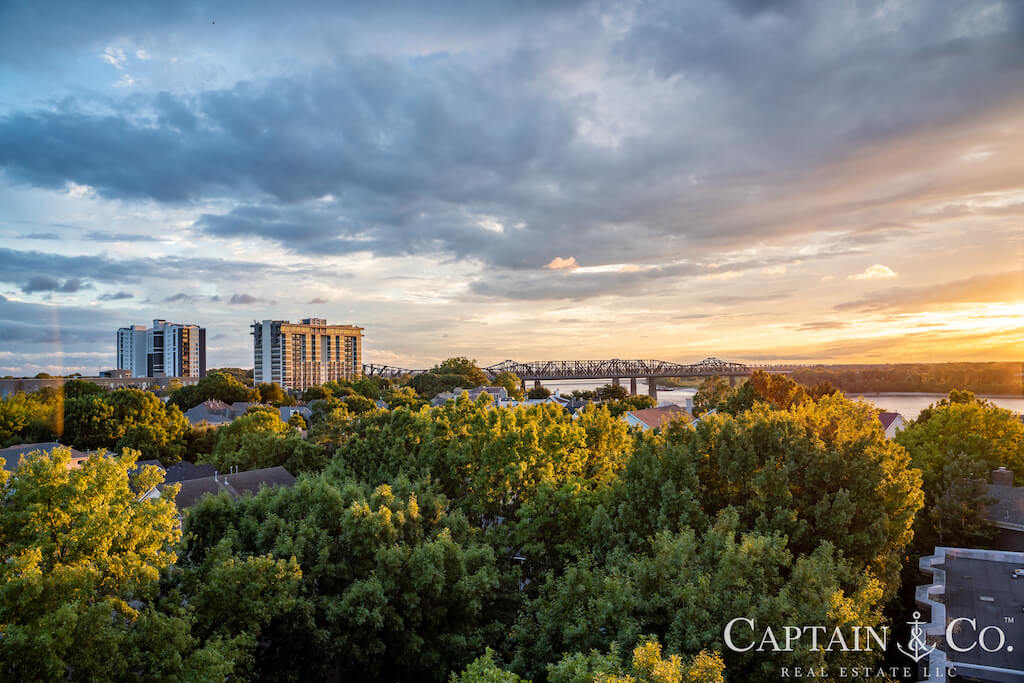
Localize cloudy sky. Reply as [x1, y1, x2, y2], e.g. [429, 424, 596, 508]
[1, 0, 1022, 375]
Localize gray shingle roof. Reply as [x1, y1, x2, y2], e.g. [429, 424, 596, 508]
[158, 466, 296, 509]
[0, 442, 86, 472]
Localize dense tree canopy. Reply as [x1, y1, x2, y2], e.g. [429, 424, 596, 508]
[169, 371, 259, 411]
[791, 362, 1022, 396]
[0, 448, 233, 680]
[409, 357, 490, 398]
[897, 391, 1024, 550]
[62, 388, 189, 463]
[181, 475, 504, 681]
[492, 371, 525, 401]
[4, 367, 1006, 682]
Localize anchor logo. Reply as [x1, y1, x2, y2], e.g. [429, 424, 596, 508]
[898, 611, 936, 663]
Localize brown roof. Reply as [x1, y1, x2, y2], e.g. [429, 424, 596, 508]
[627, 405, 687, 430]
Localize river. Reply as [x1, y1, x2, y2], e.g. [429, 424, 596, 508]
[543, 380, 1024, 420]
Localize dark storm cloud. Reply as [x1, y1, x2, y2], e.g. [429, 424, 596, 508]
[0, 0, 586, 66]
[98, 291, 133, 301]
[0, 298, 121, 349]
[0, 1, 1019, 273]
[0, 247, 296, 291]
[0, 0, 1020, 287]
[21, 275, 89, 294]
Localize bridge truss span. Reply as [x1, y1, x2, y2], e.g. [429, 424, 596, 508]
[483, 356, 751, 381]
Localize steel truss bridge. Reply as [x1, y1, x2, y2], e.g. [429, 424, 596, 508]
[363, 357, 769, 399]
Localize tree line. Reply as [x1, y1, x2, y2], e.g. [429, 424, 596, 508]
[1, 364, 1022, 680]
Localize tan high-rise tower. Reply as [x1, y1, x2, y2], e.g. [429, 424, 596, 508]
[251, 318, 363, 391]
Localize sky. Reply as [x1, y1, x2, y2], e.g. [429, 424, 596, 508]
[0, 0, 1022, 375]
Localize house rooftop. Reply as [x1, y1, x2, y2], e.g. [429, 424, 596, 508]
[987, 483, 1024, 530]
[158, 466, 296, 509]
[0, 442, 86, 472]
[626, 405, 686, 430]
[918, 547, 1024, 679]
[162, 462, 217, 484]
[878, 411, 903, 430]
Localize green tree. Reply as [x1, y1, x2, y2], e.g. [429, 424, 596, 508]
[693, 377, 730, 417]
[451, 648, 527, 683]
[527, 386, 552, 399]
[747, 371, 809, 410]
[302, 384, 332, 402]
[345, 393, 377, 414]
[169, 371, 258, 411]
[0, 391, 60, 446]
[491, 371, 524, 401]
[548, 639, 725, 683]
[684, 397, 922, 595]
[63, 388, 189, 463]
[257, 382, 288, 405]
[896, 391, 1024, 552]
[434, 357, 488, 388]
[409, 358, 489, 398]
[596, 384, 628, 402]
[0, 447, 233, 680]
[386, 386, 423, 410]
[181, 476, 504, 681]
[604, 395, 657, 418]
[513, 511, 883, 682]
[61, 379, 106, 400]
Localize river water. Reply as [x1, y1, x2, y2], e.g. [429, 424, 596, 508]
[543, 380, 1024, 420]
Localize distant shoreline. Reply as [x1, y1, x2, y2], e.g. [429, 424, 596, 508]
[851, 391, 1024, 399]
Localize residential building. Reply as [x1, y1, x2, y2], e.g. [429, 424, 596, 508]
[878, 411, 906, 439]
[157, 466, 297, 509]
[117, 319, 206, 378]
[917, 546, 1024, 682]
[985, 467, 1024, 551]
[251, 318, 363, 392]
[431, 386, 508, 406]
[623, 405, 688, 431]
[0, 442, 87, 473]
[184, 400, 269, 426]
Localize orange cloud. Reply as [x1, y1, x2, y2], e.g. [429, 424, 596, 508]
[544, 256, 578, 270]
[850, 264, 897, 280]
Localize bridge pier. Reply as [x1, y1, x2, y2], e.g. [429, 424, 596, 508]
[729, 375, 736, 387]
[629, 377, 637, 395]
[534, 380, 542, 390]
[648, 378, 657, 401]
[521, 380, 526, 394]
[612, 377, 620, 387]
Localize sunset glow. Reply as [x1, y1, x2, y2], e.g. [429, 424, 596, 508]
[0, 1, 1022, 374]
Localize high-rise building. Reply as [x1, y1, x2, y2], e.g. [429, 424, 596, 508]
[252, 318, 363, 391]
[117, 320, 207, 378]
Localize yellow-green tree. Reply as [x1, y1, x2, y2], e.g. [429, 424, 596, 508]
[0, 447, 232, 680]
